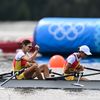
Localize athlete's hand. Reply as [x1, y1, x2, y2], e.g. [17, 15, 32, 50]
[35, 45, 39, 51]
[76, 65, 84, 71]
[79, 65, 84, 71]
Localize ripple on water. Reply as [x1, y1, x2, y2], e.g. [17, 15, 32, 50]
[0, 88, 100, 100]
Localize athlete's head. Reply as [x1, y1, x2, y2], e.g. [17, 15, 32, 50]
[79, 45, 92, 56]
[78, 45, 92, 58]
[21, 39, 32, 52]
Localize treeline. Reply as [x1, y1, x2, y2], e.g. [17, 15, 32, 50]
[0, 0, 100, 21]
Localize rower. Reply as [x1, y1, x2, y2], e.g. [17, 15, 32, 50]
[63, 45, 92, 80]
[12, 39, 50, 80]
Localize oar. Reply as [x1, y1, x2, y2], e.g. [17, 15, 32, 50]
[83, 72, 100, 77]
[0, 72, 12, 79]
[0, 68, 25, 86]
[50, 70, 80, 77]
[46, 71, 75, 80]
[46, 74, 74, 80]
[84, 67, 100, 72]
[51, 70, 100, 77]
[49, 69, 64, 76]
[48, 70, 100, 80]
[0, 72, 12, 77]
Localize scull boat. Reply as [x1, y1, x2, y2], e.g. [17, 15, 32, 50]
[0, 67, 100, 90]
[0, 79, 100, 90]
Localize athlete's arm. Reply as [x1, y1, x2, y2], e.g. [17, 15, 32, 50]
[64, 55, 75, 73]
[28, 45, 39, 62]
[76, 65, 84, 71]
[22, 45, 39, 62]
[64, 63, 72, 73]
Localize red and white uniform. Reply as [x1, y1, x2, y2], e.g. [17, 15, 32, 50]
[64, 53, 81, 73]
[12, 50, 30, 71]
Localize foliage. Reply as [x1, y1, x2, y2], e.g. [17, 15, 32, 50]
[0, 0, 100, 21]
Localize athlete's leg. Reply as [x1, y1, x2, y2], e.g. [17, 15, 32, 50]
[24, 63, 43, 79]
[39, 64, 49, 78]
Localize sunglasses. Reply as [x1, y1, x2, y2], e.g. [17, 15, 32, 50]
[27, 46, 32, 48]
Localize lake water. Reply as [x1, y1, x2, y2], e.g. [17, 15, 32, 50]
[0, 22, 100, 100]
[0, 88, 100, 100]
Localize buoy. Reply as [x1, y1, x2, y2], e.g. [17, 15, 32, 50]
[49, 55, 65, 68]
[35, 18, 100, 55]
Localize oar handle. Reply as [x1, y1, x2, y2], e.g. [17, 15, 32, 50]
[84, 67, 100, 72]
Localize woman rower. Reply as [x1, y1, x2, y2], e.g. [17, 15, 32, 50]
[12, 39, 49, 80]
[63, 45, 92, 80]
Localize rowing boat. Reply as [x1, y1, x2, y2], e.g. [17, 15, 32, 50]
[0, 67, 100, 90]
[0, 79, 100, 90]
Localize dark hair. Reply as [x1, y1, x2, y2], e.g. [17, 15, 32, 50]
[22, 39, 31, 45]
[18, 39, 32, 48]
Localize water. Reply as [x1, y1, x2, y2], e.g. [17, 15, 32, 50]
[0, 22, 100, 100]
[0, 88, 100, 100]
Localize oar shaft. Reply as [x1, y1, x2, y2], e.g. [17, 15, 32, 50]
[83, 72, 100, 77]
[84, 67, 100, 72]
[49, 71, 100, 80]
[0, 72, 12, 79]
[46, 74, 74, 80]
[0, 74, 16, 86]
[0, 68, 25, 86]
[0, 72, 12, 76]
[51, 72, 63, 76]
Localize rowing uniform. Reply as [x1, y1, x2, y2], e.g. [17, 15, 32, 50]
[12, 50, 30, 79]
[64, 53, 81, 80]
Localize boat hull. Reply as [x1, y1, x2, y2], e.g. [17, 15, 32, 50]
[0, 79, 100, 90]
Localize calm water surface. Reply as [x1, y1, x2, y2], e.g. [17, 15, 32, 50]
[0, 88, 100, 100]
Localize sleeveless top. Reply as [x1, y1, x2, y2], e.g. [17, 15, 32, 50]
[12, 50, 29, 71]
[64, 53, 80, 74]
